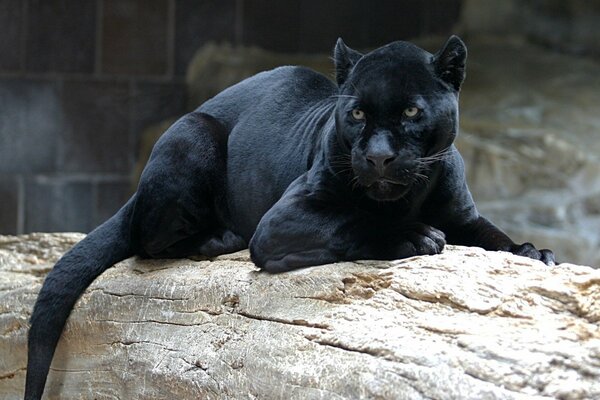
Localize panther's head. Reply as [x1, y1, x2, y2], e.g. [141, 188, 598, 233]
[332, 36, 467, 201]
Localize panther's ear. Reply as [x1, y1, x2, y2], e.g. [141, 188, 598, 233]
[433, 35, 467, 91]
[334, 38, 363, 86]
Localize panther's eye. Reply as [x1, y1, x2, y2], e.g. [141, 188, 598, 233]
[403, 107, 421, 119]
[351, 109, 366, 121]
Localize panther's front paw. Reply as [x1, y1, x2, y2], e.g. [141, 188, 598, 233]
[506, 242, 556, 266]
[398, 223, 446, 257]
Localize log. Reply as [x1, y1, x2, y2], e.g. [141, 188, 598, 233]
[0, 233, 599, 399]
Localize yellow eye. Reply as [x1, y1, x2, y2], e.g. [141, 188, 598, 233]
[403, 107, 420, 118]
[351, 109, 365, 121]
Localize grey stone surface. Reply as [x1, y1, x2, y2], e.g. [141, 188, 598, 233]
[185, 44, 333, 109]
[240, 0, 461, 53]
[241, 0, 304, 53]
[24, 178, 93, 233]
[101, 0, 169, 75]
[26, 0, 96, 73]
[0, 233, 599, 399]
[0, 0, 24, 72]
[174, 0, 237, 76]
[94, 180, 132, 227]
[0, 79, 61, 173]
[0, 175, 21, 234]
[131, 81, 188, 149]
[60, 80, 131, 173]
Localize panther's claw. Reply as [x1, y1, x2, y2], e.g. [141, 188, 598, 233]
[509, 242, 556, 266]
[404, 223, 446, 256]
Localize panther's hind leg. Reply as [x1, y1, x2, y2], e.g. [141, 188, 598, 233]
[198, 229, 247, 257]
[132, 112, 244, 260]
[149, 229, 246, 259]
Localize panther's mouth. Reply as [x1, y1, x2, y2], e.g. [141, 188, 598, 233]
[365, 178, 412, 201]
[350, 157, 416, 200]
[370, 177, 408, 186]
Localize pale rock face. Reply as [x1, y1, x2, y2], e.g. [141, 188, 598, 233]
[455, 36, 600, 268]
[1, 233, 599, 399]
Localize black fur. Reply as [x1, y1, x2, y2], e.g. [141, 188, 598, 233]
[24, 36, 554, 399]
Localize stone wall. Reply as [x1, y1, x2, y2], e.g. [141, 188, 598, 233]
[0, 0, 461, 235]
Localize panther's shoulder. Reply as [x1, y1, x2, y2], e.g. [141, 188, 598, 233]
[262, 65, 336, 90]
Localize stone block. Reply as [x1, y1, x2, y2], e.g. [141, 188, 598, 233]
[0, 175, 21, 234]
[296, 0, 368, 52]
[26, 0, 96, 73]
[101, 0, 169, 75]
[59, 80, 131, 173]
[131, 81, 187, 149]
[420, 0, 462, 35]
[0, 0, 24, 71]
[174, 0, 236, 76]
[94, 180, 132, 227]
[0, 78, 61, 173]
[241, 0, 462, 54]
[242, 0, 302, 52]
[24, 177, 93, 233]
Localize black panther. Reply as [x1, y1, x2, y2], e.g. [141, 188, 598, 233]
[24, 36, 554, 399]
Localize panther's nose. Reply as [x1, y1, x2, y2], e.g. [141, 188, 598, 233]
[365, 130, 396, 173]
[366, 152, 396, 171]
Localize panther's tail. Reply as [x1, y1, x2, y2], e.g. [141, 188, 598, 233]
[24, 198, 137, 400]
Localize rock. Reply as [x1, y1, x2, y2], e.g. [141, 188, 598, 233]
[452, 36, 600, 267]
[186, 43, 333, 108]
[132, 118, 179, 191]
[1, 233, 599, 399]
[459, 0, 600, 59]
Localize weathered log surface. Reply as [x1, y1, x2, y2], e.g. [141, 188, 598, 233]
[1, 233, 599, 399]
